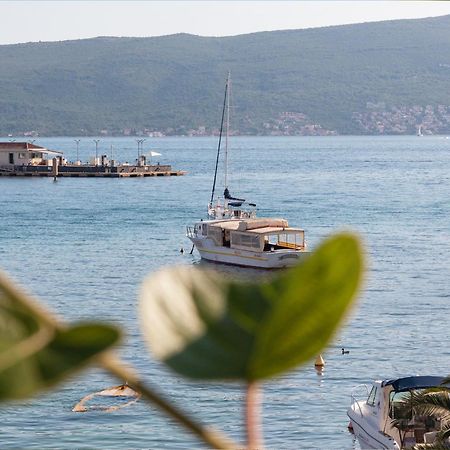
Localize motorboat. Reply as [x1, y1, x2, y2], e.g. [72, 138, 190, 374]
[187, 216, 307, 269]
[187, 72, 308, 268]
[347, 375, 449, 449]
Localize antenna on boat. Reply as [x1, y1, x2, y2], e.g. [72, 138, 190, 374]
[210, 72, 230, 204]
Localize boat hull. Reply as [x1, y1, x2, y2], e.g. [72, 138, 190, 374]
[347, 409, 399, 450]
[189, 237, 308, 269]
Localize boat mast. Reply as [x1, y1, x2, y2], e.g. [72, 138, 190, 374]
[210, 74, 229, 204]
[224, 71, 230, 190]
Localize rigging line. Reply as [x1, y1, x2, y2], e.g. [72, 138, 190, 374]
[228, 74, 240, 195]
[210, 76, 229, 204]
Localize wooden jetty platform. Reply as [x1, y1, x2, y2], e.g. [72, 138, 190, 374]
[0, 142, 185, 178]
[0, 163, 185, 178]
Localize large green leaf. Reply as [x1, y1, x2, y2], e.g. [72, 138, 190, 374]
[0, 271, 120, 400]
[139, 233, 364, 381]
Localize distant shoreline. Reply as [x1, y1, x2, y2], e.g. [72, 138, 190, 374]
[0, 134, 447, 140]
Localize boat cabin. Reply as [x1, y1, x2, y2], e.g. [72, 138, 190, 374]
[0, 142, 62, 166]
[194, 218, 305, 252]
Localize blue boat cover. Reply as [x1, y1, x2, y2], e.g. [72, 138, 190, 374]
[382, 376, 450, 392]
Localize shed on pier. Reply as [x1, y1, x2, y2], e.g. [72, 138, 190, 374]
[0, 142, 62, 166]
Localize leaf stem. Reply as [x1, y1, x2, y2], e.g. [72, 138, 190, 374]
[99, 353, 238, 450]
[246, 381, 263, 449]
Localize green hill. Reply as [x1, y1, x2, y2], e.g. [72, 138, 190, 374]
[2, 15, 450, 136]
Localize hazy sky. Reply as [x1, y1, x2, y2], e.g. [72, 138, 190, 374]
[2, 1, 450, 45]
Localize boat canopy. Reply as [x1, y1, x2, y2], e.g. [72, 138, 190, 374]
[382, 376, 450, 392]
[208, 218, 289, 232]
[208, 220, 242, 231]
[238, 218, 288, 231]
[247, 226, 305, 235]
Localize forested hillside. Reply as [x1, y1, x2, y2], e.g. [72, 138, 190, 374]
[1, 15, 450, 136]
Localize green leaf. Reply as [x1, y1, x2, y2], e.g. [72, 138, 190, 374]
[0, 271, 120, 400]
[139, 232, 364, 381]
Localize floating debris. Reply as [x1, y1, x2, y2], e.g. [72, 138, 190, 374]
[72, 384, 141, 413]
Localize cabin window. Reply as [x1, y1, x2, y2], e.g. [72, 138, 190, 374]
[207, 226, 224, 246]
[267, 232, 305, 250]
[8, 153, 14, 164]
[231, 232, 261, 250]
[367, 386, 377, 406]
[18, 152, 26, 159]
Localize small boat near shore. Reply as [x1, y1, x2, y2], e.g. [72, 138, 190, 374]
[187, 72, 308, 268]
[348, 375, 449, 449]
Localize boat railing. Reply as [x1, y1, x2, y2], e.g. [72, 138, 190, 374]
[350, 384, 370, 418]
[208, 198, 257, 220]
[277, 241, 305, 250]
[186, 226, 197, 238]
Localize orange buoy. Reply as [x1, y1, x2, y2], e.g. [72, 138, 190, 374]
[314, 354, 325, 367]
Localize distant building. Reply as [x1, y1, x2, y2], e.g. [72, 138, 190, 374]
[0, 142, 62, 166]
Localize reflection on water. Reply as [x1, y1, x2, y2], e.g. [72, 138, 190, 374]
[193, 257, 277, 282]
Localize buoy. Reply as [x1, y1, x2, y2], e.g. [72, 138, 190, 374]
[314, 354, 325, 367]
[180, 247, 184, 254]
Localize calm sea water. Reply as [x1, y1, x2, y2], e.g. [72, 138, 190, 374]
[1, 135, 450, 449]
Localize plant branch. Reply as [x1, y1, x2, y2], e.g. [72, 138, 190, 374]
[246, 381, 263, 449]
[99, 353, 238, 450]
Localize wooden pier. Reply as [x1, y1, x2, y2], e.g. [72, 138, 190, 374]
[0, 142, 185, 178]
[0, 163, 186, 178]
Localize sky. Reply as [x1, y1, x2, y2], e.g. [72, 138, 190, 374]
[1, 1, 450, 45]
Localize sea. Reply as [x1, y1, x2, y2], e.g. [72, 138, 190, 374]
[1, 135, 449, 449]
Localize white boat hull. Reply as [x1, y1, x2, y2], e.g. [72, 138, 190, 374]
[347, 408, 399, 450]
[189, 237, 308, 269]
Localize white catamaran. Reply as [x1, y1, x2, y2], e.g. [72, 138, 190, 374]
[186, 73, 308, 269]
